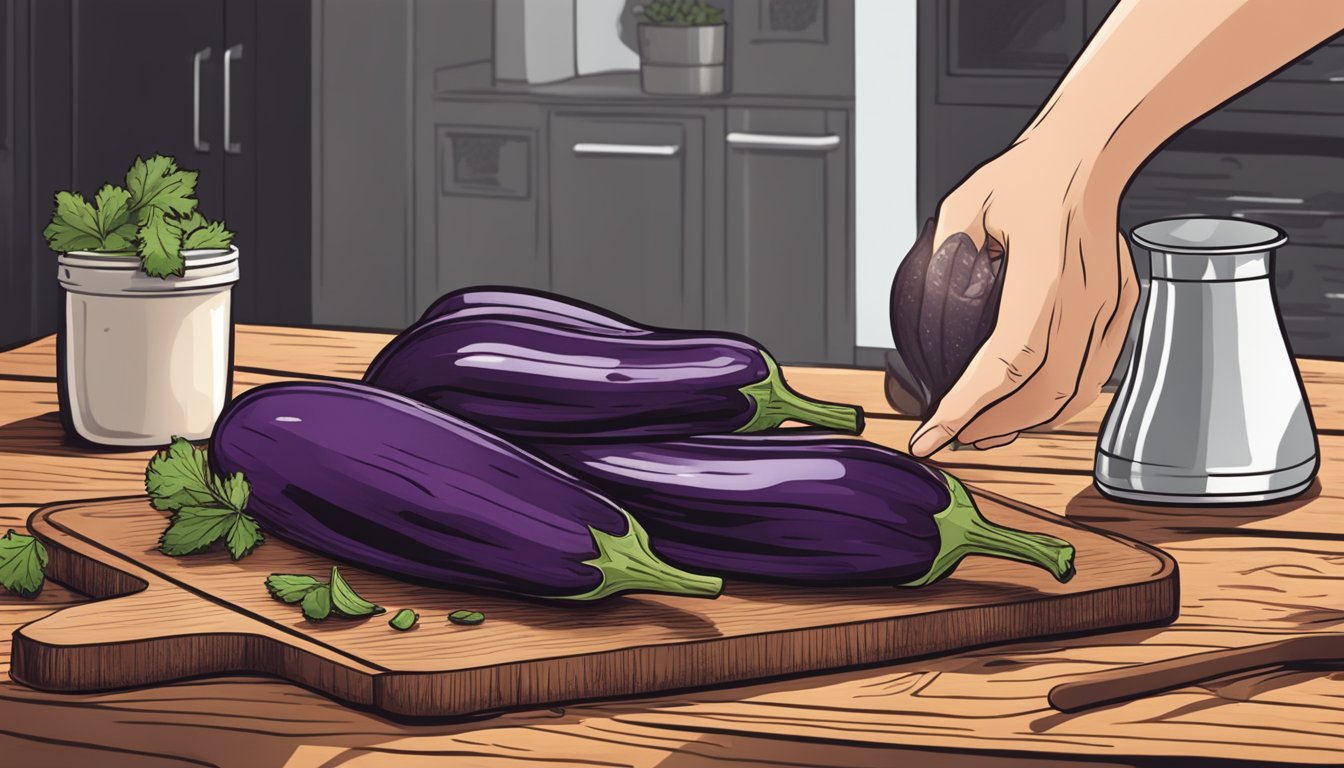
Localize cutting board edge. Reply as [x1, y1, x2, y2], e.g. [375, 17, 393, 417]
[10, 491, 1180, 719]
[369, 573, 1179, 718]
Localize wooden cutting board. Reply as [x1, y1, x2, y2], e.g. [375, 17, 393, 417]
[10, 490, 1177, 718]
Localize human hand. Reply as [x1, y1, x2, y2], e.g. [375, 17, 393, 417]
[908, 138, 1140, 457]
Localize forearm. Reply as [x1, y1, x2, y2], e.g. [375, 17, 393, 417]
[1019, 0, 1344, 192]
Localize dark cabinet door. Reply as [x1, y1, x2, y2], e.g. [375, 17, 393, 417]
[726, 108, 851, 365]
[69, 0, 310, 325]
[548, 112, 707, 329]
[71, 0, 225, 216]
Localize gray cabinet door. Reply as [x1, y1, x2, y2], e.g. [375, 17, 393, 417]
[548, 112, 708, 329]
[417, 101, 548, 317]
[726, 108, 852, 365]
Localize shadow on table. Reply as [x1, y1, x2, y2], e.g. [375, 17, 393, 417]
[0, 411, 150, 457]
[1064, 480, 1324, 547]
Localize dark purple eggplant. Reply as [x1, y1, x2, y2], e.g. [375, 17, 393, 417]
[419, 286, 647, 336]
[209, 380, 722, 601]
[538, 434, 1075, 587]
[888, 219, 1005, 419]
[363, 316, 862, 441]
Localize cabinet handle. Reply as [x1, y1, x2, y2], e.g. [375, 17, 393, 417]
[192, 47, 211, 153]
[224, 44, 243, 155]
[1223, 194, 1303, 205]
[573, 143, 680, 157]
[726, 132, 841, 151]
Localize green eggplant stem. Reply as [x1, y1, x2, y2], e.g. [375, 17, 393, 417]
[556, 509, 723, 601]
[901, 472, 1076, 587]
[737, 354, 864, 434]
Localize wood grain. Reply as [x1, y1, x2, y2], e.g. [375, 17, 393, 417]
[13, 494, 1175, 718]
[2, 329, 1344, 765]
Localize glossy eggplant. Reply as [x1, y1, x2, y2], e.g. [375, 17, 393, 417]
[363, 316, 862, 441]
[209, 380, 722, 601]
[419, 286, 648, 336]
[539, 434, 1076, 586]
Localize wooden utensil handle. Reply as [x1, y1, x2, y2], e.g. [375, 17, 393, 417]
[1048, 634, 1344, 713]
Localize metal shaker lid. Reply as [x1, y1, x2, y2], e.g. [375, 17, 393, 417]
[1131, 217, 1288, 281]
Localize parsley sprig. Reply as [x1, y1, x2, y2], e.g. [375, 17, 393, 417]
[0, 529, 49, 598]
[145, 437, 263, 560]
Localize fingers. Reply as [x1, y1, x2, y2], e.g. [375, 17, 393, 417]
[972, 432, 1019, 450]
[933, 195, 989, 256]
[954, 228, 1116, 444]
[909, 238, 1057, 457]
[1041, 232, 1141, 428]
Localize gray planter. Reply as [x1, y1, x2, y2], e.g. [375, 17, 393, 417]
[637, 23, 725, 95]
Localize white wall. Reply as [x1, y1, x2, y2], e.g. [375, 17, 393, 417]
[855, 0, 919, 349]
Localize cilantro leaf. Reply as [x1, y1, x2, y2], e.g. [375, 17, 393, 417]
[389, 609, 419, 631]
[158, 506, 237, 556]
[267, 568, 382, 622]
[126, 154, 199, 222]
[224, 511, 263, 560]
[137, 208, 185, 278]
[146, 437, 264, 561]
[145, 437, 215, 510]
[181, 219, 235, 251]
[93, 184, 132, 241]
[42, 191, 103, 253]
[0, 530, 49, 598]
[265, 574, 324, 603]
[301, 585, 333, 621]
[178, 211, 209, 233]
[329, 566, 383, 617]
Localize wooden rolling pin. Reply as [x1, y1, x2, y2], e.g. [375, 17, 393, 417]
[1048, 634, 1344, 713]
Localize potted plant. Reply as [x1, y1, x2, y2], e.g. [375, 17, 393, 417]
[637, 0, 726, 96]
[43, 154, 238, 447]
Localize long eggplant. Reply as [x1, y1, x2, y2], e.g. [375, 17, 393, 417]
[209, 380, 722, 601]
[538, 434, 1076, 586]
[363, 316, 862, 441]
[419, 286, 647, 336]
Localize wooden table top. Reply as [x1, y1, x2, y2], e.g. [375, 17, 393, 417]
[2, 326, 1343, 767]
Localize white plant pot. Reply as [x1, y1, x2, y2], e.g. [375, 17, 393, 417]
[57, 247, 240, 447]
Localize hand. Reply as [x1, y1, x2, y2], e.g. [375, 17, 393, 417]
[908, 137, 1140, 457]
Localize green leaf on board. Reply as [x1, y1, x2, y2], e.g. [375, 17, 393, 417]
[0, 530, 49, 598]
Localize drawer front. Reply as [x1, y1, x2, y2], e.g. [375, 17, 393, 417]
[1268, 246, 1344, 318]
[548, 112, 706, 329]
[1121, 132, 1344, 249]
[1225, 37, 1344, 115]
[730, 0, 853, 97]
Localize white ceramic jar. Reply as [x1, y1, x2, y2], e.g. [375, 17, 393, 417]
[57, 248, 240, 446]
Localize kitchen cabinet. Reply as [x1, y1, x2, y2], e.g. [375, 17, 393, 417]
[726, 108, 852, 364]
[69, 0, 311, 326]
[421, 93, 857, 363]
[549, 111, 716, 329]
[423, 103, 549, 305]
[3, 0, 310, 342]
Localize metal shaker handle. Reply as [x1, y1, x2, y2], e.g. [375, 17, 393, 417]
[224, 44, 243, 155]
[192, 47, 211, 153]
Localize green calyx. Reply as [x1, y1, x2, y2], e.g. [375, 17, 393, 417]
[901, 472, 1076, 587]
[736, 353, 864, 434]
[557, 509, 723, 601]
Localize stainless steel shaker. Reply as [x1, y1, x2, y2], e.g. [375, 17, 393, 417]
[1095, 217, 1319, 504]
